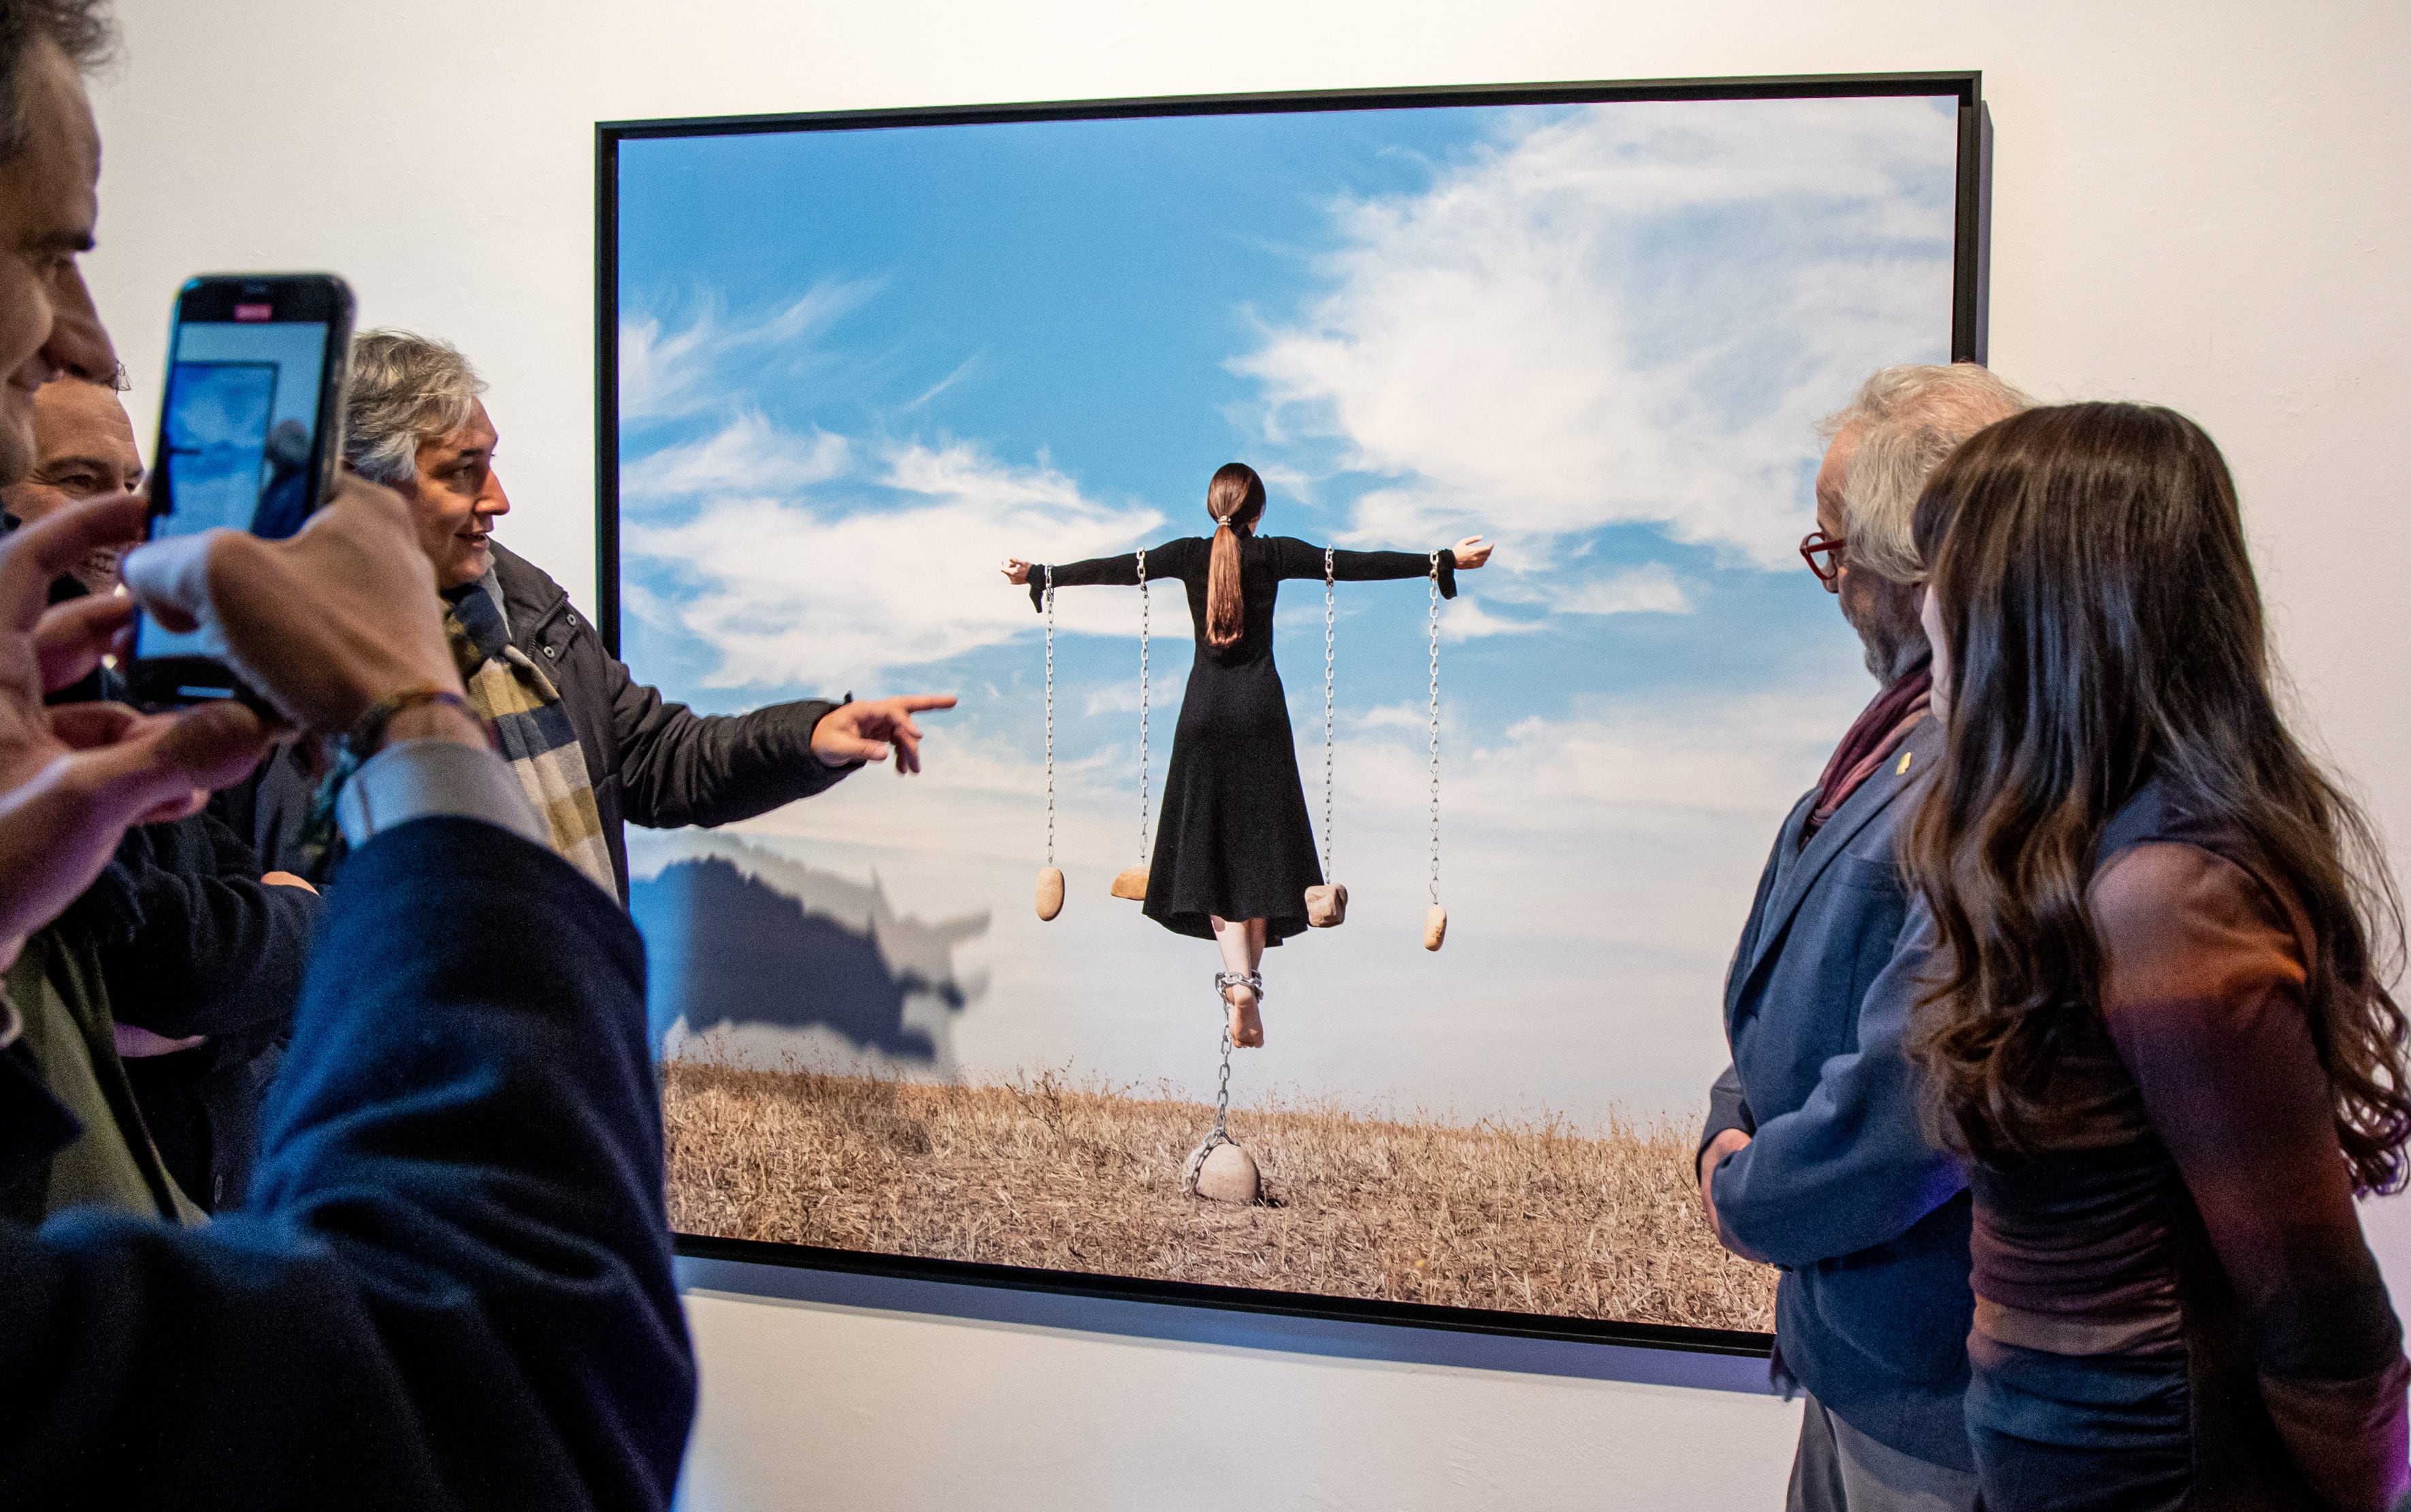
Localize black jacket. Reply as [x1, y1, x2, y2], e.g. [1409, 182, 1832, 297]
[0, 817, 695, 1507]
[63, 813, 320, 1045]
[238, 541, 854, 902]
[62, 812, 321, 1210]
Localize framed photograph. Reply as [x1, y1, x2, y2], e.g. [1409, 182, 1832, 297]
[601, 72, 1984, 1355]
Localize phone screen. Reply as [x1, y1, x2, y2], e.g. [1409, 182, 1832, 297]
[138, 310, 331, 664]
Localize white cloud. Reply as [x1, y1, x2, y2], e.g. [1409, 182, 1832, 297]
[1251, 461, 1317, 502]
[623, 412, 851, 499]
[1438, 599, 1547, 641]
[624, 438, 1166, 689]
[904, 355, 981, 411]
[1549, 563, 1694, 617]
[1334, 685, 1860, 828]
[621, 278, 882, 421]
[1408, 562, 1694, 640]
[1232, 98, 1955, 570]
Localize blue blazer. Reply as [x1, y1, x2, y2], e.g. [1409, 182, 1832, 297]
[1703, 714, 1976, 1471]
[0, 818, 694, 1508]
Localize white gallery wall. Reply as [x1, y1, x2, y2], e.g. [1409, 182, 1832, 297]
[86, 2, 2411, 1508]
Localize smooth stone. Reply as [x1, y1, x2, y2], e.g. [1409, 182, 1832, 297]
[1305, 881, 1348, 927]
[1035, 866, 1064, 921]
[1109, 866, 1149, 900]
[1194, 1142, 1260, 1204]
[1423, 903, 1448, 951]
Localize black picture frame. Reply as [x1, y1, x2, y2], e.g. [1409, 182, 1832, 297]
[599, 71, 1988, 1360]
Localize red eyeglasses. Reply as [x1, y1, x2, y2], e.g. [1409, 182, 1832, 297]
[1799, 529, 1846, 591]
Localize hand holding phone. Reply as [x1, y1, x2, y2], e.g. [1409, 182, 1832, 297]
[128, 274, 354, 709]
[123, 473, 463, 735]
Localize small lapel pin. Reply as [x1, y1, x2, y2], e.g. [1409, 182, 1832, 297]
[1897, 750, 1914, 775]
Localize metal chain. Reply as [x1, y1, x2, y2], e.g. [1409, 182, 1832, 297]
[1321, 546, 1336, 878]
[1428, 553, 1442, 906]
[1183, 979, 1245, 1192]
[1135, 548, 1150, 868]
[1043, 564, 1055, 866]
[1213, 1027, 1233, 1138]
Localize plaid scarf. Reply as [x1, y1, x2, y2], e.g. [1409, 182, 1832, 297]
[446, 588, 617, 893]
[1803, 658, 1933, 844]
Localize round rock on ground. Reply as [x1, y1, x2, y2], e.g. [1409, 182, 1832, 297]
[1194, 1142, 1260, 1204]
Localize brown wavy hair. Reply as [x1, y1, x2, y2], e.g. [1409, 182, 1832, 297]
[1906, 402, 2410, 1192]
[1204, 462, 1266, 649]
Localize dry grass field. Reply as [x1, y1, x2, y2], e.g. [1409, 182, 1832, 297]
[664, 1057, 1777, 1332]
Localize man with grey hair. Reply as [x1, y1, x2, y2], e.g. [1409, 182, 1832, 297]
[1696, 363, 2029, 1511]
[248, 328, 955, 901]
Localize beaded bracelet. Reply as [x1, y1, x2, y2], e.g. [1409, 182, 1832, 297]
[346, 685, 491, 759]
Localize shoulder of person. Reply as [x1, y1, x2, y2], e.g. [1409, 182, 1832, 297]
[490, 542, 602, 650]
[1148, 536, 1207, 566]
[2089, 828, 2302, 1004]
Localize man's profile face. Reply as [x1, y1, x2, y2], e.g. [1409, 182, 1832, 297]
[401, 399, 512, 589]
[1813, 425, 1880, 633]
[0, 377, 142, 591]
[0, 41, 116, 488]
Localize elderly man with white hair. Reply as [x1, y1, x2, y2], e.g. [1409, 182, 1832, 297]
[1696, 363, 2031, 1511]
[242, 329, 955, 901]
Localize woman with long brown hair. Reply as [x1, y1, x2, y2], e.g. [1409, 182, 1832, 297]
[1905, 402, 2410, 1510]
[1004, 462, 1490, 1047]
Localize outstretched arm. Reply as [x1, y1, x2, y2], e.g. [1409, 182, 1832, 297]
[1266, 536, 1488, 599]
[1005, 542, 1198, 612]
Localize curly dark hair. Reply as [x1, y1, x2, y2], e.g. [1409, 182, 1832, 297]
[1905, 401, 2411, 1194]
[0, 0, 113, 163]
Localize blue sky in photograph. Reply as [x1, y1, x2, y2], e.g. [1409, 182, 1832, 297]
[613, 95, 1961, 1121]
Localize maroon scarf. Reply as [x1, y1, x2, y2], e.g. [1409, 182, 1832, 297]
[1803, 659, 1933, 844]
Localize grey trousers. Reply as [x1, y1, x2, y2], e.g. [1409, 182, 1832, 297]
[1788, 1392, 1980, 1512]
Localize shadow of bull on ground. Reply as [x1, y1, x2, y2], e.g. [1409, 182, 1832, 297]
[630, 840, 989, 1066]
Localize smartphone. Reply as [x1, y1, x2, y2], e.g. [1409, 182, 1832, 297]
[126, 274, 355, 708]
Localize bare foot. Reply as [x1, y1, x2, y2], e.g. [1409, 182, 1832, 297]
[1224, 985, 1264, 1049]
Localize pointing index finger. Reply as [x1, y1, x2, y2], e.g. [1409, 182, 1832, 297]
[894, 693, 957, 712]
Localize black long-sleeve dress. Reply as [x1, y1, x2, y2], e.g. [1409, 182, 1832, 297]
[1038, 534, 1456, 943]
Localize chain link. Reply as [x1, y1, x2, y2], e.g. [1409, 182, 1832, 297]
[1184, 975, 1249, 1191]
[1214, 1027, 1233, 1138]
[1043, 564, 1055, 866]
[1428, 553, 1442, 906]
[1322, 546, 1336, 878]
[1135, 548, 1150, 868]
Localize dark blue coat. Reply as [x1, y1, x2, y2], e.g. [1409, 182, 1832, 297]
[0, 817, 694, 1508]
[1702, 714, 1975, 1470]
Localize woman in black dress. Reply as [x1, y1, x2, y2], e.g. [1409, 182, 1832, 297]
[1003, 462, 1491, 1048]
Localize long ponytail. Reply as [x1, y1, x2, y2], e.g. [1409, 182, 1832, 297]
[1204, 462, 1267, 649]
